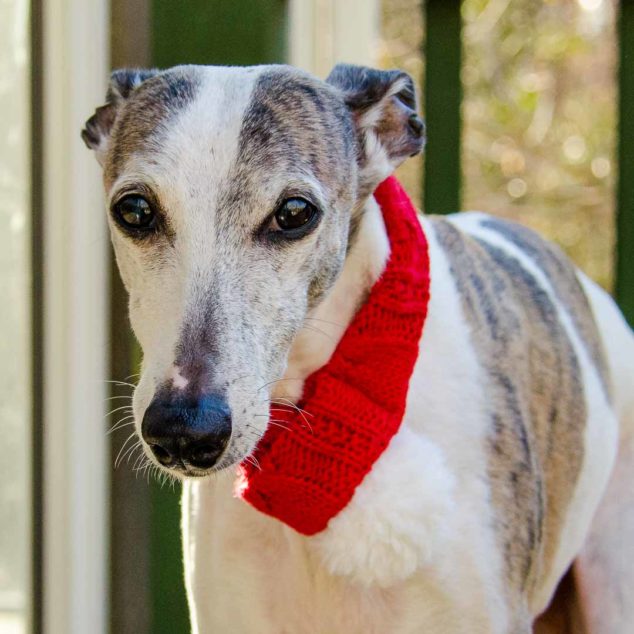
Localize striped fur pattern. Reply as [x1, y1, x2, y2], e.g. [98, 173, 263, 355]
[429, 214, 614, 625]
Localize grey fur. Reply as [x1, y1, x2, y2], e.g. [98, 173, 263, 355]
[431, 217, 586, 615]
[82, 66, 201, 184]
[480, 217, 611, 398]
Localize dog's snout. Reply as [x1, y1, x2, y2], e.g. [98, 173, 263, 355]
[141, 394, 232, 473]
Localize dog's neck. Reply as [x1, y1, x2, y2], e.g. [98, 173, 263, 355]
[277, 195, 391, 403]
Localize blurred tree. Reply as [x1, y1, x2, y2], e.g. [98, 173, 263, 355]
[380, 0, 616, 289]
[379, 0, 426, 207]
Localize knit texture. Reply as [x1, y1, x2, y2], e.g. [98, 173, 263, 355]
[237, 176, 431, 535]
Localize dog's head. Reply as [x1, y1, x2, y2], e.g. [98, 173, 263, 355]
[83, 64, 423, 477]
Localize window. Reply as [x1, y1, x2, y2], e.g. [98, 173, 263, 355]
[0, 0, 32, 632]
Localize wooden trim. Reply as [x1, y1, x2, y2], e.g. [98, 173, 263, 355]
[111, 0, 150, 69]
[41, 0, 110, 631]
[288, 0, 380, 76]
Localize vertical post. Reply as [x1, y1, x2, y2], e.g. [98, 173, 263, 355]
[288, 0, 379, 77]
[423, 0, 462, 214]
[42, 0, 110, 631]
[31, 1, 44, 631]
[149, 2, 288, 633]
[616, 0, 634, 325]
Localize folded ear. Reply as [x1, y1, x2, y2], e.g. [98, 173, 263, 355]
[326, 64, 425, 193]
[81, 68, 159, 164]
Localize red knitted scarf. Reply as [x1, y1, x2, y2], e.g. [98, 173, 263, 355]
[237, 176, 430, 535]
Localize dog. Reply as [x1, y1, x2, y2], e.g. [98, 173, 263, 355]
[83, 63, 634, 633]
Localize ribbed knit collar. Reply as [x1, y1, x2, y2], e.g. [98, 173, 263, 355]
[237, 176, 431, 534]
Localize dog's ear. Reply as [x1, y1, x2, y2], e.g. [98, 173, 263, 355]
[326, 64, 425, 192]
[81, 68, 159, 164]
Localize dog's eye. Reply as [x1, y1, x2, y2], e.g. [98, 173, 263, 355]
[113, 195, 156, 231]
[273, 198, 318, 234]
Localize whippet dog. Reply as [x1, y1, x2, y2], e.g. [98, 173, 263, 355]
[83, 64, 634, 633]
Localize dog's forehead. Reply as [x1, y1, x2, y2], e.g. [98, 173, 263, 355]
[107, 64, 356, 199]
[106, 65, 205, 184]
[233, 67, 356, 185]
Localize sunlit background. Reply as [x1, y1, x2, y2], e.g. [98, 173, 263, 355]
[0, 0, 629, 633]
[382, 0, 617, 289]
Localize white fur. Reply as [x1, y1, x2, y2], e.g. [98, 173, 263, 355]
[280, 195, 389, 401]
[573, 274, 634, 633]
[112, 67, 270, 466]
[171, 365, 189, 390]
[311, 427, 457, 587]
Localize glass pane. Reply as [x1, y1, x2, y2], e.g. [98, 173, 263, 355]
[462, 0, 617, 290]
[0, 0, 31, 632]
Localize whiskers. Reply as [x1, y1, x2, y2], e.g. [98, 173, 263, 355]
[304, 316, 346, 329]
[104, 376, 153, 482]
[299, 322, 337, 342]
[242, 453, 262, 472]
[270, 397, 313, 432]
[104, 379, 136, 436]
[113, 431, 142, 469]
[256, 377, 305, 393]
[251, 399, 314, 437]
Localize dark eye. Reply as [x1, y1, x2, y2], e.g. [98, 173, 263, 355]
[113, 195, 156, 231]
[272, 198, 319, 235]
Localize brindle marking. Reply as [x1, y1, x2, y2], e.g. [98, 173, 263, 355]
[431, 218, 587, 617]
[480, 217, 611, 399]
[83, 64, 424, 298]
[107, 68, 201, 184]
[82, 67, 202, 186]
[235, 69, 357, 191]
[220, 68, 359, 308]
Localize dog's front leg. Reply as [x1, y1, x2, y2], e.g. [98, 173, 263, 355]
[309, 425, 456, 587]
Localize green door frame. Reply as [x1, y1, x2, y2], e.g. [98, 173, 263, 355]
[423, 0, 462, 215]
[616, 0, 633, 326]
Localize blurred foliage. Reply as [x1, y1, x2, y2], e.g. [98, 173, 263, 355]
[379, 0, 425, 208]
[380, 0, 616, 289]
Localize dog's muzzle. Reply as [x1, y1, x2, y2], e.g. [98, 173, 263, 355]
[141, 393, 232, 474]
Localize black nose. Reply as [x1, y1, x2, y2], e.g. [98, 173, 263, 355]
[408, 113, 425, 137]
[141, 394, 232, 471]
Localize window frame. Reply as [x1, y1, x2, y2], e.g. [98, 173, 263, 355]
[288, 0, 380, 75]
[39, 0, 111, 632]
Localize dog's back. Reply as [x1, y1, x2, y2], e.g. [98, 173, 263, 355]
[429, 211, 634, 631]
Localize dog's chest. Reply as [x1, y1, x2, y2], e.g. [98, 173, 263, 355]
[183, 477, 474, 634]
